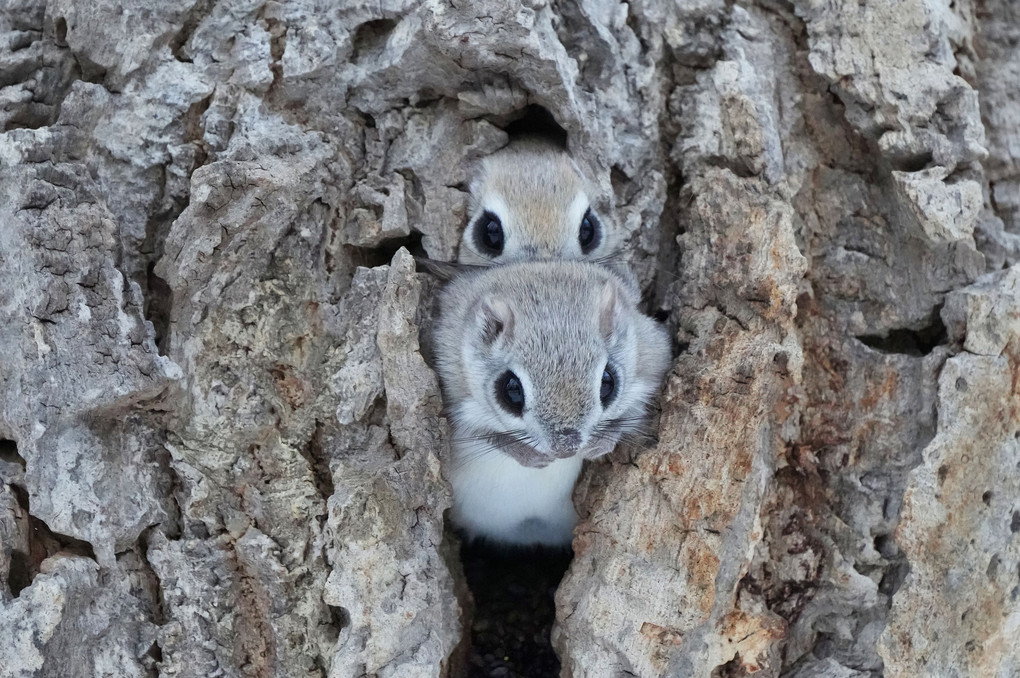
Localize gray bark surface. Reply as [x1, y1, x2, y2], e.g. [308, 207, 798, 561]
[0, 1, 1018, 677]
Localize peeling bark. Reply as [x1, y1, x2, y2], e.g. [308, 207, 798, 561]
[1, 1, 1018, 677]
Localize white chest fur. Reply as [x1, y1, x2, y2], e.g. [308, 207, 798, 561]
[449, 440, 584, 546]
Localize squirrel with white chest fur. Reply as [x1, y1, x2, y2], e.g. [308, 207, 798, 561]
[433, 260, 670, 546]
[432, 138, 672, 547]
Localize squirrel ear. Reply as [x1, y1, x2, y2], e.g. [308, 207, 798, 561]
[598, 280, 623, 341]
[475, 296, 514, 345]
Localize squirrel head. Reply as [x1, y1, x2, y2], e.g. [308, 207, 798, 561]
[437, 261, 670, 467]
[458, 139, 615, 267]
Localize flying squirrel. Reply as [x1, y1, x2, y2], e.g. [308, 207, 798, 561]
[458, 137, 619, 266]
[432, 260, 671, 546]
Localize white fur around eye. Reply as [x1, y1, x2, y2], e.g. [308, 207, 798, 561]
[491, 366, 536, 424]
[591, 358, 608, 405]
[602, 329, 642, 418]
[567, 191, 591, 251]
[480, 193, 512, 233]
[457, 361, 537, 437]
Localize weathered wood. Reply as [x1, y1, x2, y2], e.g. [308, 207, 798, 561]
[1, 0, 1018, 676]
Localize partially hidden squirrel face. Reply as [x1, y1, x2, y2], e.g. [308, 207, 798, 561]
[456, 277, 649, 468]
[459, 144, 612, 266]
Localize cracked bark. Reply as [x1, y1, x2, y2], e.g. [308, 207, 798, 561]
[1, 1, 1019, 677]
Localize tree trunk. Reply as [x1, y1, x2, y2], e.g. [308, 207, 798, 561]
[1, 1, 1018, 677]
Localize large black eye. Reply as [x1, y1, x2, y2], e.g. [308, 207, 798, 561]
[496, 370, 525, 416]
[472, 210, 504, 256]
[579, 208, 601, 254]
[600, 366, 617, 406]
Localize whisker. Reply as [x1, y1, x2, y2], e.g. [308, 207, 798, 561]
[593, 252, 628, 266]
[451, 428, 540, 454]
[589, 424, 660, 451]
[593, 415, 657, 436]
[490, 437, 529, 451]
[414, 257, 490, 280]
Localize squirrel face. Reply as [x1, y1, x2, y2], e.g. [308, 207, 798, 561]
[459, 140, 613, 266]
[434, 261, 670, 468]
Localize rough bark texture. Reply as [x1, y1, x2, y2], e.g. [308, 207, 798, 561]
[1, 1, 1018, 677]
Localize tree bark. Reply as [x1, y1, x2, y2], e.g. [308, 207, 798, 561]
[1, 1, 1018, 677]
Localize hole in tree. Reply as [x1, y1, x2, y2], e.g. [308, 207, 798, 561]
[351, 19, 398, 63]
[7, 482, 97, 597]
[143, 640, 163, 667]
[889, 150, 934, 173]
[873, 533, 896, 559]
[7, 550, 34, 597]
[145, 262, 172, 354]
[73, 52, 108, 86]
[460, 539, 571, 677]
[856, 314, 947, 357]
[878, 559, 910, 598]
[324, 603, 351, 651]
[343, 231, 426, 269]
[610, 165, 629, 195]
[0, 439, 22, 467]
[711, 655, 744, 677]
[53, 16, 68, 45]
[328, 603, 351, 630]
[503, 105, 568, 148]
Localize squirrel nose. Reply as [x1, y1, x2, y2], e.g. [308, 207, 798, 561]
[551, 428, 581, 457]
[559, 428, 581, 446]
